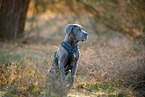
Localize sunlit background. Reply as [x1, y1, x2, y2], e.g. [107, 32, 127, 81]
[0, 0, 145, 96]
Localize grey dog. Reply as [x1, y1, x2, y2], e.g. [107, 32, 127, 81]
[48, 24, 88, 89]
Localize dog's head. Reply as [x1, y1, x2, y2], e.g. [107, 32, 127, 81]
[65, 24, 88, 42]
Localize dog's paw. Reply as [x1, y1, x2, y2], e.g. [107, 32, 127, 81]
[70, 76, 75, 84]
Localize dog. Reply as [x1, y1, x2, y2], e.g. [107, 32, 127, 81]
[48, 24, 88, 89]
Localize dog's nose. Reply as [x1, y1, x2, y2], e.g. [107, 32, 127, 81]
[84, 32, 88, 36]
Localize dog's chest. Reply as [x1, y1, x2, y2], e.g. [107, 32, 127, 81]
[64, 52, 78, 70]
[66, 52, 77, 65]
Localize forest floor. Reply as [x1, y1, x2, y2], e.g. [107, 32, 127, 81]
[0, 41, 144, 97]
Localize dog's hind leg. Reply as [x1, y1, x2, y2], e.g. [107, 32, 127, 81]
[47, 63, 53, 76]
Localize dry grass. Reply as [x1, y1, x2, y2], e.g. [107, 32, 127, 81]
[0, 42, 145, 96]
[78, 45, 145, 85]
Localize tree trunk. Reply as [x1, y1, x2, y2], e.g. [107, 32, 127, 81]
[17, 0, 30, 38]
[0, 0, 29, 40]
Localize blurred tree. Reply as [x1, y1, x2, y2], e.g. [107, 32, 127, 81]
[32, 0, 145, 41]
[0, 0, 144, 41]
[0, 0, 30, 40]
[77, 0, 145, 40]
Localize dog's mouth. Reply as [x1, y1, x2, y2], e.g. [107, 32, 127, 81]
[82, 37, 87, 41]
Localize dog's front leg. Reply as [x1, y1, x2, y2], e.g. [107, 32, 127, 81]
[67, 62, 77, 89]
[60, 62, 65, 81]
[71, 63, 77, 84]
[59, 55, 67, 83]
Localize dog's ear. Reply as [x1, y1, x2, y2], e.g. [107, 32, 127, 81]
[65, 24, 74, 35]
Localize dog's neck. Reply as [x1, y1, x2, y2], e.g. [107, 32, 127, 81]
[64, 35, 78, 48]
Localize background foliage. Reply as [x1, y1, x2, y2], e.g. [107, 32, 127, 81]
[0, 0, 145, 96]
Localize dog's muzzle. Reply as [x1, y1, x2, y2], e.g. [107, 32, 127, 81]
[82, 32, 88, 41]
